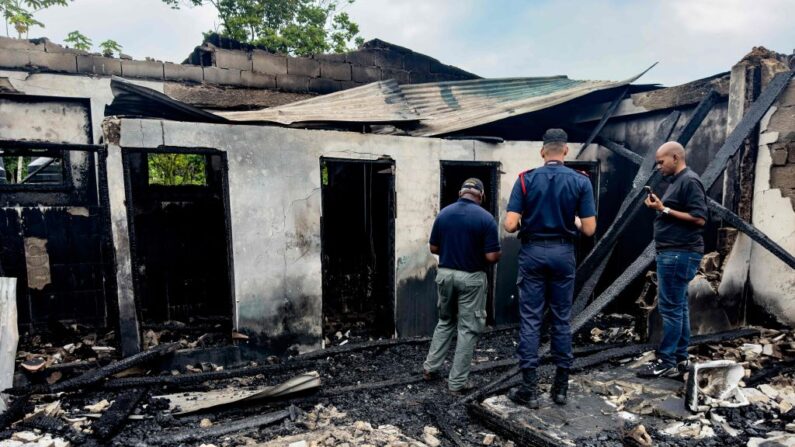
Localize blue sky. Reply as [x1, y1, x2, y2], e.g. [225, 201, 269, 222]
[26, 0, 795, 86]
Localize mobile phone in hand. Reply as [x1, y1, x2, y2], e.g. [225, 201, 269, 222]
[644, 186, 655, 201]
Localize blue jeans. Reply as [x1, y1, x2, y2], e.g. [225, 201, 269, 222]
[656, 250, 702, 366]
[517, 241, 576, 370]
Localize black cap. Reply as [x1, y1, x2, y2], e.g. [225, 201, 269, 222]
[460, 178, 484, 195]
[543, 128, 568, 144]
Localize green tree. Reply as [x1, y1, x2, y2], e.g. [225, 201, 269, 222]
[64, 30, 91, 51]
[148, 153, 207, 186]
[99, 39, 122, 57]
[162, 0, 364, 56]
[1, 0, 70, 38]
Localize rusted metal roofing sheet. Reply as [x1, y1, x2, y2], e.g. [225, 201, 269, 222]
[218, 67, 653, 136]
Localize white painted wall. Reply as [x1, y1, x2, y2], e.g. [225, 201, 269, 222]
[747, 106, 795, 323]
[114, 118, 545, 352]
[0, 70, 163, 144]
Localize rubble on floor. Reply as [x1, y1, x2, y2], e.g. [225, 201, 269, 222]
[2, 323, 795, 446]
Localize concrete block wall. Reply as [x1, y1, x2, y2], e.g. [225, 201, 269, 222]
[188, 37, 480, 95]
[0, 36, 479, 97]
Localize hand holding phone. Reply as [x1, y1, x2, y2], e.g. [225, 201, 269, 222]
[644, 186, 655, 202]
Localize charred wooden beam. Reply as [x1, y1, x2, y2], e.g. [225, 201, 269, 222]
[92, 388, 147, 442]
[575, 87, 630, 159]
[708, 198, 795, 269]
[425, 401, 470, 447]
[103, 359, 318, 390]
[48, 342, 178, 393]
[572, 104, 692, 305]
[144, 407, 293, 446]
[701, 71, 793, 188]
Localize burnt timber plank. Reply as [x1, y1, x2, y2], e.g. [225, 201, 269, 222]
[571, 86, 753, 314]
[571, 110, 682, 316]
[92, 387, 147, 441]
[708, 198, 795, 269]
[145, 407, 292, 445]
[48, 342, 178, 393]
[575, 86, 629, 159]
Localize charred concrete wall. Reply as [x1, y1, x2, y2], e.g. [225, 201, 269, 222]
[107, 118, 542, 353]
[0, 96, 108, 330]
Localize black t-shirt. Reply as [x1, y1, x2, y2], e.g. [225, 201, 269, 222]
[429, 198, 501, 272]
[654, 167, 709, 253]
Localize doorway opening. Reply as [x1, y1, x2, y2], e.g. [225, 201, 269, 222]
[439, 160, 500, 325]
[320, 157, 396, 340]
[124, 150, 234, 332]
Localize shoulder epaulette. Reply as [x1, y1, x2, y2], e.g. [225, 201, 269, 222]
[575, 169, 590, 178]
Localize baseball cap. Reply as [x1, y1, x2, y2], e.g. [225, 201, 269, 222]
[460, 178, 484, 195]
[542, 128, 568, 144]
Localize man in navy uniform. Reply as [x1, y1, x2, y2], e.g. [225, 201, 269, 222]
[423, 178, 502, 395]
[504, 129, 596, 408]
[637, 141, 707, 378]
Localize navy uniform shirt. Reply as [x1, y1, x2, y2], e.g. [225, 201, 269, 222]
[507, 161, 597, 239]
[654, 167, 708, 253]
[429, 198, 501, 273]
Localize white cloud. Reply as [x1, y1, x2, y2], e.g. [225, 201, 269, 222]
[29, 0, 217, 62]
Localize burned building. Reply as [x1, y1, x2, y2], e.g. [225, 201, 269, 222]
[1, 33, 795, 446]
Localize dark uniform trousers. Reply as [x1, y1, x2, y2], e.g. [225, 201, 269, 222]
[517, 239, 576, 370]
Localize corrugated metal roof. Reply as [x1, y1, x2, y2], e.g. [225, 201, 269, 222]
[218, 67, 653, 136]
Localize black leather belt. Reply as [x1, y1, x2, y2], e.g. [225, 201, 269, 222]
[520, 234, 573, 244]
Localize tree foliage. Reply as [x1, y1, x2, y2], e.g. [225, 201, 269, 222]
[162, 0, 364, 56]
[148, 153, 207, 186]
[99, 39, 122, 57]
[64, 30, 91, 51]
[1, 0, 70, 38]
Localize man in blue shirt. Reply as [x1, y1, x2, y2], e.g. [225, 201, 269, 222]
[423, 178, 502, 395]
[504, 129, 597, 408]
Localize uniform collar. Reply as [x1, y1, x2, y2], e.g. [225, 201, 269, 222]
[544, 160, 564, 166]
[458, 197, 477, 204]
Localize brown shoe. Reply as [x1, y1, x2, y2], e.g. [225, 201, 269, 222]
[448, 382, 475, 396]
[423, 369, 440, 381]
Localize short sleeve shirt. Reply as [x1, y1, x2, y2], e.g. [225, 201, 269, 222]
[506, 161, 597, 239]
[429, 198, 501, 272]
[654, 167, 708, 253]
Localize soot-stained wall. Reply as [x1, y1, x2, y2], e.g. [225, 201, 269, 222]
[109, 118, 544, 353]
[0, 96, 108, 330]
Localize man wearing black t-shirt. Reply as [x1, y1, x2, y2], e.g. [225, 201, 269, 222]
[422, 178, 502, 394]
[638, 141, 708, 379]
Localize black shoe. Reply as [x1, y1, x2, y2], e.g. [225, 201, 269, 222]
[507, 369, 539, 409]
[636, 359, 677, 378]
[551, 367, 569, 405]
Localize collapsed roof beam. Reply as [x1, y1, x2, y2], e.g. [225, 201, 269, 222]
[572, 90, 721, 315]
[575, 86, 630, 159]
[708, 198, 795, 269]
